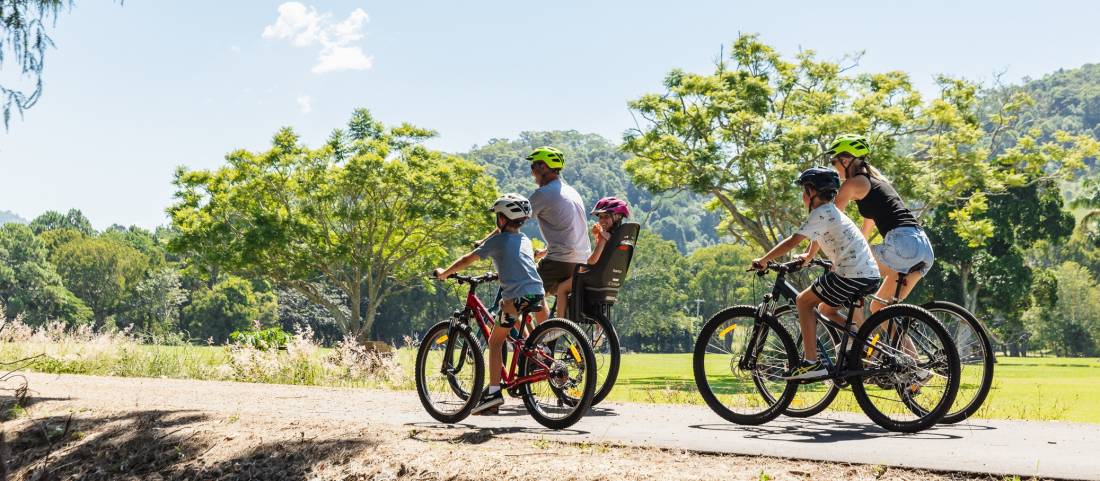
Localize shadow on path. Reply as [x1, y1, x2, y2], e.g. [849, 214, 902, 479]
[689, 417, 965, 443]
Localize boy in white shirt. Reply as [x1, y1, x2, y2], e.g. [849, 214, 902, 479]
[751, 167, 881, 380]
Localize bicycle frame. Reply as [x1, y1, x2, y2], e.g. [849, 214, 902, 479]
[444, 281, 554, 391]
[747, 261, 908, 381]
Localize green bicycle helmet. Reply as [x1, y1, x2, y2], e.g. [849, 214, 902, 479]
[526, 146, 565, 170]
[826, 134, 871, 158]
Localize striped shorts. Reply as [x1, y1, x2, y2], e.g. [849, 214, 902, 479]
[811, 271, 881, 308]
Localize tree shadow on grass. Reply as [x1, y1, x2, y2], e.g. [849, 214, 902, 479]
[3, 408, 378, 480]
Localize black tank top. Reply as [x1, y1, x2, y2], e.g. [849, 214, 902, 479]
[854, 173, 919, 235]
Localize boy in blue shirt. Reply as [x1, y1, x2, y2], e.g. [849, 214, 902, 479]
[434, 193, 546, 414]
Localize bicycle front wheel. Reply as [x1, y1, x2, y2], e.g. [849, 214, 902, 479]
[519, 318, 597, 430]
[923, 301, 994, 424]
[849, 304, 960, 432]
[415, 321, 485, 424]
[693, 305, 799, 425]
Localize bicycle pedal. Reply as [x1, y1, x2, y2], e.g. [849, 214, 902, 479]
[506, 387, 522, 398]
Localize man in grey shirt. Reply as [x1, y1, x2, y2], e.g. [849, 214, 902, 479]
[526, 146, 592, 320]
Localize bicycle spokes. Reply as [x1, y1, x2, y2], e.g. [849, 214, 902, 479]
[524, 326, 591, 421]
[858, 314, 955, 421]
[419, 326, 481, 417]
[702, 316, 788, 413]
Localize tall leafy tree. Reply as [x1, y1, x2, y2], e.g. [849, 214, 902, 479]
[1, 0, 69, 126]
[0, 223, 91, 324]
[29, 208, 94, 235]
[169, 109, 498, 340]
[52, 236, 148, 328]
[622, 34, 1098, 251]
[181, 276, 277, 343]
[614, 232, 695, 352]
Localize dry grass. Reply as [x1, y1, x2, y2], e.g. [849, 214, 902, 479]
[0, 316, 410, 390]
[3, 398, 1037, 481]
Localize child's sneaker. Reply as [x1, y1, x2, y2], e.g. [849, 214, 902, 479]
[472, 388, 504, 415]
[785, 359, 828, 381]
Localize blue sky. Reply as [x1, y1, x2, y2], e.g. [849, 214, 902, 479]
[2, 0, 1099, 229]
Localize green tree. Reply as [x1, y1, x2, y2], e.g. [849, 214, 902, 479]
[920, 181, 1075, 355]
[615, 232, 695, 352]
[52, 236, 148, 328]
[686, 243, 758, 321]
[120, 267, 186, 337]
[169, 109, 498, 340]
[1033, 262, 1100, 356]
[1, 0, 69, 125]
[622, 34, 921, 249]
[0, 223, 91, 324]
[29, 208, 94, 235]
[622, 34, 1098, 251]
[181, 276, 277, 343]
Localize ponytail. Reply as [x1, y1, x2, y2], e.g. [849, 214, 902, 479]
[853, 158, 888, 182]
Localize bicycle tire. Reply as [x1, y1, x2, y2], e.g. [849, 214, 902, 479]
[921, 301, 995, 424]
[415, 321, 485, 424]
[583, 310, 621, 406]
[519, 318, 597, 430]
[693, 305, 799, 425]
[849, 304, 960, 432]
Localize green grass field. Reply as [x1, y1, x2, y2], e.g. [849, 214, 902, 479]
[4, 340, 1098, 423]
[606, 353, 1100, 422]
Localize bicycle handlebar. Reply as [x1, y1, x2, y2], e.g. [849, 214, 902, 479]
[749, 258, 833, 276]
[429, 271, 499, 285]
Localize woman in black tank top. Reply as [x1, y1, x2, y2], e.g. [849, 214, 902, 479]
[809, 134, 935, 318]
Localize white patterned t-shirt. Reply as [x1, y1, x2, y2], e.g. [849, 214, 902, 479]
[796, 203, 880, 279]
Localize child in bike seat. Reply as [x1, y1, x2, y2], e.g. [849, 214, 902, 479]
[750, 167, 880, 380]
[434, 193, 546, 414]
[553, 196, 631, 317]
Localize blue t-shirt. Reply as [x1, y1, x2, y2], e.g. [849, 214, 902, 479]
[474, 231, 545, 299]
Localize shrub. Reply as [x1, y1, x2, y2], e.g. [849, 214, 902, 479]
[228, 327, 290, 351]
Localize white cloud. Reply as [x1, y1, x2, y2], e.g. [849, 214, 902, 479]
[262, 2, 323, 47]
[262, 3, 373, 74]
[297, 95, 312, 114]
[230, 45, 241, 53]
[312, 45, 373, 74]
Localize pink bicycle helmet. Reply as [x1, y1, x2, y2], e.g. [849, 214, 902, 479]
[590, 196, 630, 218]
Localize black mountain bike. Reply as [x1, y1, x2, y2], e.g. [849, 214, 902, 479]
[774, 261, 994, 424]
[693, 259, 961, 433]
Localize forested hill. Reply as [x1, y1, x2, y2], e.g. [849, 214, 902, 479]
[0, 210, 28, 225]
[461, 131, 721, 253]
[1012, 63, 1100, 166]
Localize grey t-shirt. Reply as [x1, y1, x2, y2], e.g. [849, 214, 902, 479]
[530, 178, 592, 263]
[473, 231, 544, 299]
[797, 203, 880, 279]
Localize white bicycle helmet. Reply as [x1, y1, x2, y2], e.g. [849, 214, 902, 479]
[490, 193, 532, 221]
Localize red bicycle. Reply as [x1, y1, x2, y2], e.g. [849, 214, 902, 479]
[414, 272, 597, 429]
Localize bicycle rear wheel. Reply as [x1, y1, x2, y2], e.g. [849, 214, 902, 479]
[519, 318, 597, 430]
[849, 304, 960, 432]
[765, 305, 842, 418]
[415, 321, 485, 424]
[922, 301, 994, 424]
[580, 310, 620, 406]
[693, 305, 799, 425]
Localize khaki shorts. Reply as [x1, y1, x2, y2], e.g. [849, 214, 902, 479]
[537, 259, 577, 292]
